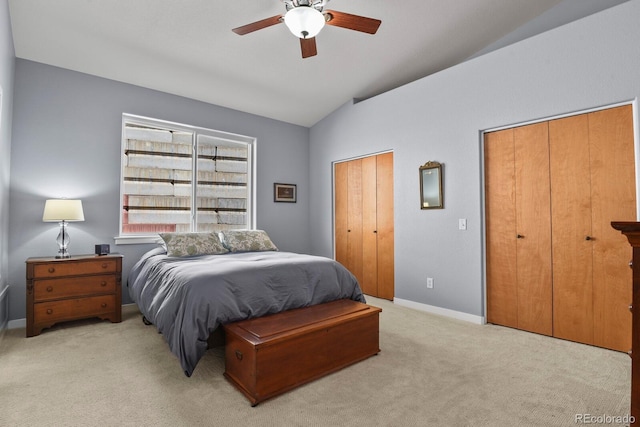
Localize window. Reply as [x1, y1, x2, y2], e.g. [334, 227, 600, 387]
[118, 114, 255, 242]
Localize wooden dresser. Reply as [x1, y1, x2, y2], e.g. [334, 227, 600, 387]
[611, 222, 639, 424]
[26, 254, 123, 337]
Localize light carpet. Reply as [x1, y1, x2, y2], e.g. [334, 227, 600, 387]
[0, 297, 631, 426]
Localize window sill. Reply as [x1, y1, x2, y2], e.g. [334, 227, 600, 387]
[114, 235, 162, 245]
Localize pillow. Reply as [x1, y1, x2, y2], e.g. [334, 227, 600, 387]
[159, 232, 228, 257]
[221, 229, 278, 253]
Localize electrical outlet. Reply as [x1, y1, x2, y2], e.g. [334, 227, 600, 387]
[427, 277, 434, 289]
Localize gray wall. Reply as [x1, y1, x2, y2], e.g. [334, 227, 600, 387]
[8, 60, 310, 321]
[469, 0, 629, 59]
[309, 0, 640, 317]
[0, 0, 15, 331]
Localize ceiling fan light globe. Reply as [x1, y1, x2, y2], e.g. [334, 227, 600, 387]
[284, 7, 325, 39]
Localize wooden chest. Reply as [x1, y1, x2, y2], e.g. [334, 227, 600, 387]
[223, 299, 381, 406]
[26, 254, 123, 337]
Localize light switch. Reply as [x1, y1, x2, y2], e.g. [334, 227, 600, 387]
[458, 218, 467, 230]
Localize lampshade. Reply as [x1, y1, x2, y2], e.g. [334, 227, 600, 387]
[42, 199, 85, 222]
[284, 6, 325, 39]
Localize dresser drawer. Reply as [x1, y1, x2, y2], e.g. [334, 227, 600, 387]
[34, 295, 116, 324]
[33, 275, 116, 302]
[32, 259, 118, 278]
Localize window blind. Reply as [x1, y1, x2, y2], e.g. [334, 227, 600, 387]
[121, 121, 251, 235]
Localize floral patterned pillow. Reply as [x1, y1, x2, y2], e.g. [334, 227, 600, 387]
[221, 230, 278, 253]
[159, 232, 228, 257]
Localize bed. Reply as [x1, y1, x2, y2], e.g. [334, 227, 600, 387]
[128, 230, 365, 377]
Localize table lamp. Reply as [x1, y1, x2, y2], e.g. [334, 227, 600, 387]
[42, 199, 85, 258]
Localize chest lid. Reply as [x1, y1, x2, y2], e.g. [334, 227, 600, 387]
[231, 299, 378, 341]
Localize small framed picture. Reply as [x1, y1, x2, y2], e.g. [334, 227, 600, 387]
[274, 183, 297, 203]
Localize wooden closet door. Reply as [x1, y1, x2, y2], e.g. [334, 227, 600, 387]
[335, 162, 349, 269]
[346, 159, 364, 285]
[335, 159, 364, 284]
[335, 154, 395, 299]
[549, 114, 594, 344]
[361, 156, 378, 296]
[590, 105, 635, 352]
[485, 129, 518, 328]
[376, 152, 394, 300]
[514, 122, 553, 336]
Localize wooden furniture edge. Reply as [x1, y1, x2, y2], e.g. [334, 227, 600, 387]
[611, 221, 639, 424]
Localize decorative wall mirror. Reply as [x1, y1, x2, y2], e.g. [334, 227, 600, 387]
[419, 161, 443, 209]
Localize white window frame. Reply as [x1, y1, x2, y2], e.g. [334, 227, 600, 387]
[115, 113, 257, 245]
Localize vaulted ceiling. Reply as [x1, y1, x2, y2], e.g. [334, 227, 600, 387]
[8, 0, 626, 127]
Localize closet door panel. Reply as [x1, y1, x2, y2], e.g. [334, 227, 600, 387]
[485, 129, 518, 328]
[590, 105, 636, 351]
[335, 162, 349, 268]
[335, 153, 395, 300]
[347, 160, 364, 286]
[549, 114, 594, 344]
[514, 122, 553, 336]
[361, 156, 378, 296]
[376, 152, 395, 300]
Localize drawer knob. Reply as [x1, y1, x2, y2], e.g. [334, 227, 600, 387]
[46, 286, 53, 292]
[101, 303, 107, 308]
[48, 267, 55, 273]
[235, 350, 243, 361]
[101, 263, 108, 269]
[100, 281, 107, 287]
[46, 309, 53, 315]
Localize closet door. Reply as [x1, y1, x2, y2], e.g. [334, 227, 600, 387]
[549, 114, 594, 344]
[346, 159, 364, 285]
[361, 156, 378, 296]
[335, 153, 395, 300]
[335, 160, 363, 284]
[485, 123, 553, 335]
[376, 152, 394, 300]
[590, 105, 635, 352]
[485, 129, 518, 328]
[513, 122, 553, 336]
[335, 162, 349, 270]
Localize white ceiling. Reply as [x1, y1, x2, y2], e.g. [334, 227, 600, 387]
[6, 0, 624, 127]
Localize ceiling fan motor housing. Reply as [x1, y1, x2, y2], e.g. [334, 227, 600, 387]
[283, 0, 327, 13]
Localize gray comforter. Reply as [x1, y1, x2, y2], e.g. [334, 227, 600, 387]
[128, 247, 365, 376]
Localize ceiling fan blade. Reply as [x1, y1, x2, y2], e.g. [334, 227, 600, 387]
[300, 37, 318, 58]
[324, 10, 381, 34]
[232, 15, 283, 35]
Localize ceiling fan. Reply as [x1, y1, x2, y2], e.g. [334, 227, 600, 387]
[232, 0, 381, 59]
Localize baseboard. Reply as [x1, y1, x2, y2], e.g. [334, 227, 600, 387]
[393, 298, 485, 325]
[8, 318, 25, 329]
[0, 285, 7, 331]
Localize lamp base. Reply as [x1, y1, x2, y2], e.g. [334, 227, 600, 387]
[55, 221, 71, 259]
